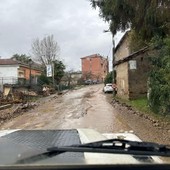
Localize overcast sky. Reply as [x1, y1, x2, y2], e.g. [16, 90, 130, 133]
[0, 0, 124, 71]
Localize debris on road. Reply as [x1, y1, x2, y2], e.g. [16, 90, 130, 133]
[0, 102, 38, 126]
[0, 104, 12, 110]
[0, 85, 38, 105]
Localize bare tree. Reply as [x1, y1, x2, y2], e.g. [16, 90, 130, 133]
[32, 35, 60, 66]
[63, 70, 74, 87]
[83, 71, 93, 80]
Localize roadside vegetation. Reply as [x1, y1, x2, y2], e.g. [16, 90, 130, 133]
[149, 37, 170, 115]
[104, 70, 116, 85]
[104, 71, 113, 84]
[115, 96, 170, 122]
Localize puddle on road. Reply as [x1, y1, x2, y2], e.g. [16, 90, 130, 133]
[56, 90, 94, 120]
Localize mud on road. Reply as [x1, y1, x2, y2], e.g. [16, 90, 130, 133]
[0, 85, 129, 132]
[0, 84, 170, 147]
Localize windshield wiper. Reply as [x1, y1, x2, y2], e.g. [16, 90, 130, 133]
[47, 139, 170, 157]
[16, 139, 170, 164]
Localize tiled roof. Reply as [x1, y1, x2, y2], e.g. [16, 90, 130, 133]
[0, 59, 19, 65]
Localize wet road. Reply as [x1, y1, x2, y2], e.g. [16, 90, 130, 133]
[0, 84, 130, 133]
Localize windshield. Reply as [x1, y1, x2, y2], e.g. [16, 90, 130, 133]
[0, 0, 170, 167]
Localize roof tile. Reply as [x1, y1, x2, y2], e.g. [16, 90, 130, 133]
[0, 59, 19, 65]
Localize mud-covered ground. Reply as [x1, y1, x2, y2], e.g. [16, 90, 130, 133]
[0, 85, 127, 132]
[0, 84, 170, 147]
[107, 97, 170, 145]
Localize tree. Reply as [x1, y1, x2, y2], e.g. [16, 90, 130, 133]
[38, 60, 65, 86]
[90, 0, 170, 41]
[62, 70, 74, 87]
[11, 54, 31, 64]
[104, 71, 116, 84]
[53, 60, 65, 84]
[37, 74, 50, 85]
[32, 35, 60, 66]
[128, 30, 148, 52]
[149, 37, 170, 115]
[83, 71, 93, 80]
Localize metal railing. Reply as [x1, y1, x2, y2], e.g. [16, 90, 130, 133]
[0, 77, 18, 85]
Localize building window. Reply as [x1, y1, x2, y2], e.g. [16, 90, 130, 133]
[129, 60, 137, 70]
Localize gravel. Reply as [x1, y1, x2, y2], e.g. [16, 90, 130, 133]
[108, 97, 170, 145]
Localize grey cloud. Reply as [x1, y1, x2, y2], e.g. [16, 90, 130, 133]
[0, 0, 122, 70]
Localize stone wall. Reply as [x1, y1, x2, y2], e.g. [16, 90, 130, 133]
[115, 35, 130, 62]
[128, 53, 150, 99]
[115, 34, 130, 99]
[116, 63, 129, 99]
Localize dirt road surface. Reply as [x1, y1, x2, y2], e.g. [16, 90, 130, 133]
[1, 84, 170, 162]
[0, 84, 169, 146]
[0, 85, 130, 132]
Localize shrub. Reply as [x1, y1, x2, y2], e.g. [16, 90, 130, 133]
[149, 37, 170, 115]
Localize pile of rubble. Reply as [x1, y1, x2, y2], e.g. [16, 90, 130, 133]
[0, 102, 38, 125]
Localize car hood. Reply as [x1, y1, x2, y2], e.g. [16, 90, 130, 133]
[0, 129, 162, 166]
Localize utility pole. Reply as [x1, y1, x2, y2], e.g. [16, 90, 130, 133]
[112, 39, 116, 97]
[103, 29, 116, 96]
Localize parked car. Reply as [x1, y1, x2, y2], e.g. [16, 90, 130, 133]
[84, 79, 92, 85]
[103, 83, 113, 93]
[92, 79, 98, 84]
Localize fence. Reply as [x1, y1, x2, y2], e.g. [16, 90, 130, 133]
[0, 77, 39, 92]
[0, 77, 18, 91]
[0, 77, 18, 85]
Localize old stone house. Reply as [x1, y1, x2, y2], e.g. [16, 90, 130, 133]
[81, 54, 109, 82]
[114, 31, 150, 100]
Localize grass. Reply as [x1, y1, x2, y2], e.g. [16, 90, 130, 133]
[115, 97, 170, 121]
[128, 98, 151, 113]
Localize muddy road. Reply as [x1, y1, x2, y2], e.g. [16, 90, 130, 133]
[1, 84, 170, 163]
[0, 84, 170, 146]
[0, 84, 130, 132]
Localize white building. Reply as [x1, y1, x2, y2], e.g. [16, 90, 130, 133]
[0, 59, 19, 91]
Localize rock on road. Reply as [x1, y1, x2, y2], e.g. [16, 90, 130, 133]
[0, 84, 130, 133]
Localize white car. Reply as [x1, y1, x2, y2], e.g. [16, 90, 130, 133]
[103, 83, 113, 93]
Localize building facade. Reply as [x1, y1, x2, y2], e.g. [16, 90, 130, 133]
[0, 59, 42, 91]
[81, 54, 109, 82]
[61, 71, 82, 86]
[114, 31, 150, 100]
[0, 59, 19, 87]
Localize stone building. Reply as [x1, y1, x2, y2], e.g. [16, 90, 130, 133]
[114, 31, 150, 99]
[81, 54, 109, 82]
